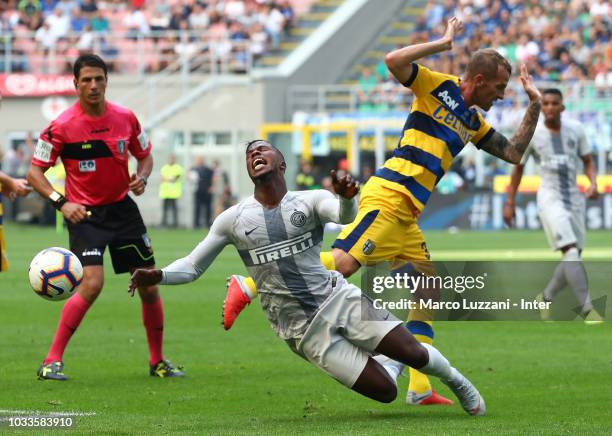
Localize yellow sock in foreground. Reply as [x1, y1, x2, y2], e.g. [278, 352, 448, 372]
[320, 251, 336, 271]
[408, 323, 434, 395]
[241, 251, 336, 299]
[244, 276, 257, 298]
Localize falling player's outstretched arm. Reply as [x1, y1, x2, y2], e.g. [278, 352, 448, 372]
[385, 17, 463, 85]
[129, 207, 235, 292]
[314, 170, 360, 224]
[479, 66, 542, 164]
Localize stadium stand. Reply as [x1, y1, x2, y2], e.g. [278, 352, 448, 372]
[0, 0, 340, 74]
[346, 1, 611, 91]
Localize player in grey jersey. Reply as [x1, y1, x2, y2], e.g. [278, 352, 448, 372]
[504, 88, 603, 323]
[129, 139, 486, 414]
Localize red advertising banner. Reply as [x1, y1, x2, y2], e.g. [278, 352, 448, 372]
[0, 74, 76, 97]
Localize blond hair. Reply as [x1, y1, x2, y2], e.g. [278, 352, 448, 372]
[465, 48, 512, 79]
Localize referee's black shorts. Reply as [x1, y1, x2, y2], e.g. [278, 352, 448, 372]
[68, 195, 155, 274]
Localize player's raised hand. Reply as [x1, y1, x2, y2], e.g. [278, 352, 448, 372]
[330, 169, 359, 199]
[129, 268, 163, 296]
[502, 201, 516, 228]
[519, 64, 542, 103]
[443, 16, 464, 44]
[129, 173, 146, 196]
[61, 202, 89, 224]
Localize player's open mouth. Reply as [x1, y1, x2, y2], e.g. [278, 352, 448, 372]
[252, 158, 266, 171]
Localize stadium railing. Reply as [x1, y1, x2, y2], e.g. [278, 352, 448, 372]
[287, 81, 612, 115]
[1, 30, 257, 78]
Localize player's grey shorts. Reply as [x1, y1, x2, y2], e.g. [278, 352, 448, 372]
[537, 190, 586, 250]
[296, 271, 402, 388]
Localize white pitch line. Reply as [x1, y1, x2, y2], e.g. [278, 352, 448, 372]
[0, 410, 96, 416]
[433, 248, 612, 260]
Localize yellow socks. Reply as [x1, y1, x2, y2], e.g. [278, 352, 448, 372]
[320, 251, 336, 271]
[406, 320, 434, 394]
[244, 276, 257, 298]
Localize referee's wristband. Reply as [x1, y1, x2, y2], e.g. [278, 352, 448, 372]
[49, 191, 68, 211]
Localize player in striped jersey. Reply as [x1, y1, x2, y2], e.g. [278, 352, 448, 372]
[224, 17, 542, 405]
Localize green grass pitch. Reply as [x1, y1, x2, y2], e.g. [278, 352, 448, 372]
[1, 223, 611, 434]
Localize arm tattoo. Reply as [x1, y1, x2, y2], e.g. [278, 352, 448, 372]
[480, 100, 541, 164]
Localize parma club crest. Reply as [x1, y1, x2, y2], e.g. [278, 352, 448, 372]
[363, 239, 376, 255]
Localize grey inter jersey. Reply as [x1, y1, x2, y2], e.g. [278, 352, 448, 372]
[521, 118, 591, 201]
[160, 190, 357, 340]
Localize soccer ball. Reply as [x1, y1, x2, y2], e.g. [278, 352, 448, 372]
[29, 247, 83, 301]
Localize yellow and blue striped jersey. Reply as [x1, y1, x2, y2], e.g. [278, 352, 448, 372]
[372, 63, 495, 212]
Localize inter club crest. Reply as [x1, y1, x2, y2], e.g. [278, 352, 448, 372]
[290, 210, 307, 227]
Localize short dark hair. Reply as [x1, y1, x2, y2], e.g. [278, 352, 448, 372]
[245, 139, 285, 162]
[73, 54, 107, 80]
[465, 48, 512, 79]
[542, 88, 563, 100]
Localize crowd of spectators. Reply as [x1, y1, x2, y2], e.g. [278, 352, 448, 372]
[419, 1, 610, 90]
[356, 0, 611, 112]
[0, 0, 303, 73]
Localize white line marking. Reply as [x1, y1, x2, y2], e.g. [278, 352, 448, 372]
[0, 410, 96, 416]
[433, 248, 612, 260]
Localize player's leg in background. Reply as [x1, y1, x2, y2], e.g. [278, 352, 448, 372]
[539, 205, 570, 308]
[538, 201, 601, 322]
[556, 244, 601, 322]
